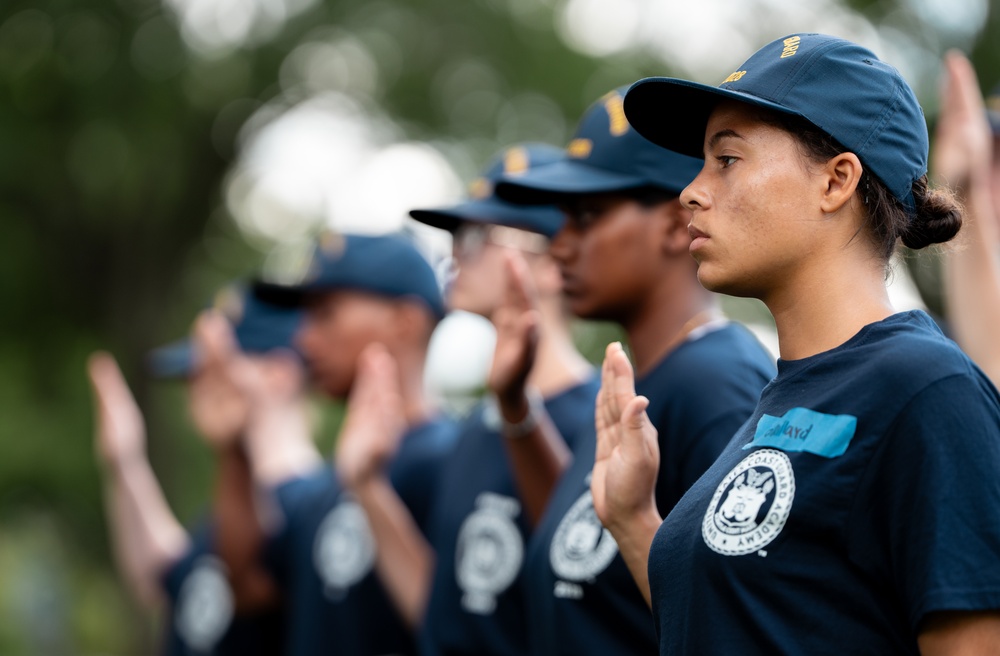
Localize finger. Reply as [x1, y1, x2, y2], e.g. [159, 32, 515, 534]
[87, 351, 132, 411]
[619, 395, 655, 463]
[193, 310, 237, 370]
[503, 250, 539, 313]
[610, 343, 638, 413]
[604, 342, 625, 422]
[945, 50, 985, 114]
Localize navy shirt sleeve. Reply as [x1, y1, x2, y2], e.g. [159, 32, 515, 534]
[848, 372, 1000, 630]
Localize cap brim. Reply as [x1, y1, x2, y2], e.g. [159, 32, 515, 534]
[494, 159, 652, 205]
[623, 77, 805, 158]
[252, 280, 313, 308]
[409, 198, 561, 236]
[147, 340, 196, 379]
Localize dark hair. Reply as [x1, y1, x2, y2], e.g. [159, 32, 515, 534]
[759, 112, 962, 260]
[620, 185, 680, 208]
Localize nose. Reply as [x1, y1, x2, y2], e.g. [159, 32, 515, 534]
[680, 166, 710, 212]
[547, 217, 575, 264]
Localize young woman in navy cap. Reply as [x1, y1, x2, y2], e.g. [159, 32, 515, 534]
[494, 89, 776, 655]
[597, 33, 1000, 653]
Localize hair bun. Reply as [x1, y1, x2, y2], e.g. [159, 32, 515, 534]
[899, 181, 962, 250]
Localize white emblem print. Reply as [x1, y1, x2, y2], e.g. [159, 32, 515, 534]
[702, 449, 795, 556]
[176, 556, 234, 651]
[456, 492, 523, 615]
[549, 485, 619, 584]
[313, 498, 376, 597]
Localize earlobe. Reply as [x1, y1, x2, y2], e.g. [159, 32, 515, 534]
[820, 153, 863, 214]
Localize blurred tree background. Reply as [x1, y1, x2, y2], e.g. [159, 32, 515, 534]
[0, 0, 996, 652]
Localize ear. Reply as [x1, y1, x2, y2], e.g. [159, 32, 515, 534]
[391, 300, 435, 347]
[819, 152, 863, 214]
[657, 198, 694, 256]
[261, 349, 305, 394]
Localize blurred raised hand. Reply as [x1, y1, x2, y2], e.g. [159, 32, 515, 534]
[487, 251, 540, 413]
[88, 351, 147, 467]
[335, 343, 407, 489]
[189, 310, 257, 450]
[933, 50, 993, 193]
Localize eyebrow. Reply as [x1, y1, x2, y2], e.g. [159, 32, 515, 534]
[705, 129, 744, 154]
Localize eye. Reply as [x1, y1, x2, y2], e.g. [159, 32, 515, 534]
[716, 155, 738, 169]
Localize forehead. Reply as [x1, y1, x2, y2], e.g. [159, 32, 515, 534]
[304, 289, 395, 315]
[703, 101, 800, 152]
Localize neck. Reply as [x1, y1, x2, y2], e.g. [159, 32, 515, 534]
[622, 273, 720, 377]
[395, 349, 435, 428]
[528, 296, 594, 397]
[765, 256, 893, 361]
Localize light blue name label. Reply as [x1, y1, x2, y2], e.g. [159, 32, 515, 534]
[744, 407, 857, 458]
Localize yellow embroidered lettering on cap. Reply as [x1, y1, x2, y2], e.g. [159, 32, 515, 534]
[780, 35, 800, 58]
[469, 177, 492, 200]
[723, 71, 747, 84]
[503, 147, 529, 175]
[602, 92, 629, 136]
[567, 138, 593, 159]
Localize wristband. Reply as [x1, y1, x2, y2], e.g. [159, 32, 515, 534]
[500, 389, 544, 439]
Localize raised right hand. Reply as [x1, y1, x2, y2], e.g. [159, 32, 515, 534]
[87, 351, 147, 467]
[591, 342, 660, 532]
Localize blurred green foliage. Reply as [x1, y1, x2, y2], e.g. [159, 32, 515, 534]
[0, 0, 997, 652]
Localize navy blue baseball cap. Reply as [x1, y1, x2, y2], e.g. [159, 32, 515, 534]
[494, 86, 703, 205]
[148, 284, 304, 379]
[624, 33, 928, 214]
[254, 232, 446, 319]
[988, 83, 1000, 135]
[409, 143, 567, 237]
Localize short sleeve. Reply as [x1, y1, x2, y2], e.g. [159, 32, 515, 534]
[261, 475, 318, 583]
[849, 373, 1000, 630]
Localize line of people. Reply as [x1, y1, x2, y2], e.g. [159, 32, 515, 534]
[90, 32, 1000, 656]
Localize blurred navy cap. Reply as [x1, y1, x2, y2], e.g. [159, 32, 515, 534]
[254, 232, 445, 319]
[409, 143, 567, 237]
[988, 83, 1000, 135]
[624, 34, 928, 215]
[494, 86, 702, 205]
[147, 284, 304, 379]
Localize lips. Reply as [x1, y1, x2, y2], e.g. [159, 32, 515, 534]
[688, 224, 709, 252]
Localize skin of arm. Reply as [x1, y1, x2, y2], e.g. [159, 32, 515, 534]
[590, 342, 662, 606]
[937, 51, 1000, 385]
[918, 611, 1000, 655]
[491, 252, 572, 525]
[335, 344, 434, 628]
[190, 312, 283, 612]
[88, 352, 190, 609]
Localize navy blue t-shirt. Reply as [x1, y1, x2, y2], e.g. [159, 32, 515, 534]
[419, 378, 600, 656]
[649, 311, 1000, 654]
[264, 417, 458, 656]
[522, 323, 775, 655]
[161, 523, 284, 656]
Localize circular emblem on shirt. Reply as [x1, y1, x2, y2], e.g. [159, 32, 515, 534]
[549, 487, 619, 582]
[313, 498, 376, 594]
[455, 493, 523, 615]
[176, 556, 234, 652]
[702, 448, 795, 556]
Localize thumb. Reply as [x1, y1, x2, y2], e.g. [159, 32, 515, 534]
[620, 395, 655, 462]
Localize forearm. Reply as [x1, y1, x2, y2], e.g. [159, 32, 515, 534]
[353, 475, 434, 629]
[605, 507, 662, 607]
[497, 391, 571, 525]
[213, 444, 279, 611]
[101, 456, 189, 608]
[944, 180, 1000, 383]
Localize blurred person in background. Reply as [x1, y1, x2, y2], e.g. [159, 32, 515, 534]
[212, 232, 458, 656]
[88, 284, 317, 655]
[334, 143, 599, 656]
[493, 87, 776, 655]
[938, 53, 1000, 386]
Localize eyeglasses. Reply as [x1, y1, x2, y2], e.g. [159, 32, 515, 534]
[453, 223, 550, 257]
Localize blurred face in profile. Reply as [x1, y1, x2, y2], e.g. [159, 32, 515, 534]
[448, 222, 551, 317]
[549, 193, 674, 321]
[296, 290, 398, 398]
